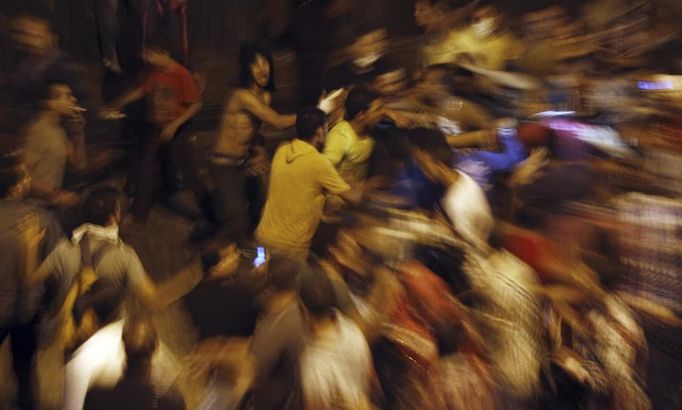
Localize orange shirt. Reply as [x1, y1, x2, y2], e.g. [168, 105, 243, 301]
[141, 63, 200, 125]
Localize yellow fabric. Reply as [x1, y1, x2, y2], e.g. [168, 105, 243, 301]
[59, 266, 99, 350]
[422, 28, 524, 70]
[323, 120, 375, 187]
[256, 139, 351, 256]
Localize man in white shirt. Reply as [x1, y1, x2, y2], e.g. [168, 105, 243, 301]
[299, 274, 373, 410]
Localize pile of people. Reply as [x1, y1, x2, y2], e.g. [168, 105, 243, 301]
[1, 0, 681, 409]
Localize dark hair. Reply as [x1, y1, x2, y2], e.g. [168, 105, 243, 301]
[82, 187, 120, 226]
[299, 272, 336, 319]
[144, 32, 177, 60]
[408, 127, 453, 165]
[38, 81, 67, 104]
[0, 153, 25, 198]
[268, 253, 306, 291]
[122, 315, 158, 378]
[238, 44, 276, 92]
[296, 107, 326, 141]
[344, 86, 378, 121]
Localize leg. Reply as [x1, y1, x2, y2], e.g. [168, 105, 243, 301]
[130, 129, 162, 223]
[94, 0, 120, 65]
[209, 162, 250, 244]
[10, 317, 40, 410]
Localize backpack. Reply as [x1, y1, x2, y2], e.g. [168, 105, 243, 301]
[59, 236, 117, 351]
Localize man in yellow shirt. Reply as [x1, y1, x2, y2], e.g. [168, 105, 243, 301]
[256, 108, 361, 260]
[323, 86, 381, 187]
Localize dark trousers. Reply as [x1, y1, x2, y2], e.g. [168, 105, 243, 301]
[130, 127, 185, 223]
[0, 315, 40, 410]
[209, 162, 265, 244]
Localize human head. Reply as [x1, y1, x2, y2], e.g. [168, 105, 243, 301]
[299, 272, 337, 321]
[0, 153, 30, 199]
[82, 187, 121, 227]
[238, 44, 276, 92]
[373, 66, 408, 98]
[414, 0, 460, 32]
[201, 243, 241, 279]
[11, 15, 56, 56]
[343, 86, 381, 127]
[470, 5, 502, 38]
[122, 315, 158, 380]
[348, 26, 388, 68]
[296, 107, 327, 150]
[40, 83, 77, 117]
[408, 127, 453, 184]
[142, 35, 177, 68]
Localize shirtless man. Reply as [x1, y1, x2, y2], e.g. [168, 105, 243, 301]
[204, 44, 296, 246]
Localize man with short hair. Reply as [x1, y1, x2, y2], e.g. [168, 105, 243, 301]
[24, 187, 159, 326]
[24, 82, 86, 208]
[0, 154, 63, 410]
[255, 107, 361, 260]
[323, 86, 381, 187]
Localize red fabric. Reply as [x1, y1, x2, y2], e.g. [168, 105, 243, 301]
[502, 228, 563, 283]
[140, 64, 199, 125]
[399, 260, 463, 329]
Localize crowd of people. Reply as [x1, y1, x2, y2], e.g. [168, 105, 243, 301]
[1, 0, 681, 409]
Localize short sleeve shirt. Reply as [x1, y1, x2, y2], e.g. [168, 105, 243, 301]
[140, 64, 200, 126]
[323, 120, 375, 186]
[24, 116, 71, 193]
[38, 236, 149, 317]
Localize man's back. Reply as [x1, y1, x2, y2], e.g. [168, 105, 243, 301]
[256, 139, 350, 256]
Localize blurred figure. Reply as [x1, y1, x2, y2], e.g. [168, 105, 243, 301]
[0, 154, 63, 410]
[249, 254, 307, 410]
[8, 15, 90, 123]
[410, 129, 493, 251]
[324, 25, 390, 93]
[101, 37, 201, 226]
[23, 82, 86, 209]
[205, 44, 295, 246]
[182, 243, 260, 339]
[190, 337, 255, 410]
[23, 187, 159, 350]
[83, 315, 185, 410]
[298, 273, 374, 410]
[414, 0, 477, 67]
[323, 86, 381, 188]
[255, 108, 361, 260]
[449, 4, 524, 70]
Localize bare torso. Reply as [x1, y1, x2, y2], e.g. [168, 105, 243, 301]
[212, 88, 271, 158]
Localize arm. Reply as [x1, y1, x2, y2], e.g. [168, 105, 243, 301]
[239, 91, 296, 130]
[105, 87, 145, 112]
[338, 188, 361, 206]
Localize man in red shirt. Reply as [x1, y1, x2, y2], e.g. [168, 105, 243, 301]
[101, 37, 201, 226]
